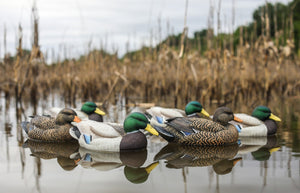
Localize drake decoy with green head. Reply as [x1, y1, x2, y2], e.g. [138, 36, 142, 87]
[230, 106, 281, 136]
[152, 107, 243, 146]
[46, 101, 106, 122]
[22, 108, 81, 142]
[145, 101, 210, 124]
[69, 112, 159, 152]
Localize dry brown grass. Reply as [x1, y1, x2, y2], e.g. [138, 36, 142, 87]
[1, 36, 299, 113]
[0, 1, 299, 112]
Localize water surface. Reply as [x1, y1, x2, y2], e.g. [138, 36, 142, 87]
[0, 94, 299, 193]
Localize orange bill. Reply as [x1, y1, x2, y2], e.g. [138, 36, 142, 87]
[74, 158, 81, 165]
[73, 116, 81, 123]
[233, 157, 242, 166]
[233, 116, 243, 123]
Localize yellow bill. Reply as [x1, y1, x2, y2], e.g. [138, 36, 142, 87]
[145, 124, 159, 136]
[145, 162, 159, 174]
[95, 108, 106, 115]
[200, 108, 210, 117]
[269, 113, 281, 122]
[269, 147, 280, 153]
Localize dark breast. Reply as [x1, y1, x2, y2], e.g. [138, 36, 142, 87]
[120, 131, 147, 151]
[264, 119, 278, 135]
[88, 113, 103, 122]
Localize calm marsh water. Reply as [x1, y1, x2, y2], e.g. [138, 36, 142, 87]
[0, 93, 299, 193]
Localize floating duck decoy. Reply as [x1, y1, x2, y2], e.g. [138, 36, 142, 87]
[152, 107, 243, 146]
[69, 112, 159, 152]
[145, 101, 210, 123]
[46, 101, 106, 122]
[22, 108, 81, 142]
[231, 106, 281, 136]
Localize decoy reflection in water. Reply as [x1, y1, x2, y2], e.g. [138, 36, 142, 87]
[23, 140, 79, 171]
[250, 135, 280, 161]
[70, 112, 159, 152]
[154, 143, 241, 175]
[46, 101, 106, 122]
[152, 107, 243, 146]
[238, 135, 280, 157]
[73, 147, 158, 184]
[230, 106, 281, 136]
[21, 108, 81, 142]
[145, 101, 210, 122]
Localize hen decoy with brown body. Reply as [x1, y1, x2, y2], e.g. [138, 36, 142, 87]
[152, 107, 243, 146]
[22, 108, 81, 142]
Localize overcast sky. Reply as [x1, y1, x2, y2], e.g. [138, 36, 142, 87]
[0, 0, 291, 60]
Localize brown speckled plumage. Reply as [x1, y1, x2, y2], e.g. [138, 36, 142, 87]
[29, 115, 56, 130]
[178, 124, 238, 146]
[154, 107, 239, 146]
[162, 118, 238, 146]
[22, 108, 79, 142]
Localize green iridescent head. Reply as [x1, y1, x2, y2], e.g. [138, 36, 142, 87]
[185, 101, 210, 117]
[81, 101, 105, 115]
[252, 106, 281, 122]
[123, 112, 159, 135]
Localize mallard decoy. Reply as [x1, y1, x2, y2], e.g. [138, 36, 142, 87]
[69, 112, 159, 152]
[145, 101, 210, 123]
[230, 106, 281, 136]
[152, 107, 243, 146]
[46, 101, 106, 122]
[21, 108, 81, 142]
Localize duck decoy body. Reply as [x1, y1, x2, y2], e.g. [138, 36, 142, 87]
[69, 112, 159, 152]
[46, 101, 106, 122]
[145, 101, 210, 123]
[152, 107, 242, 146]
[22, 108, 81, 142]
[231, 106, 281, 136]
